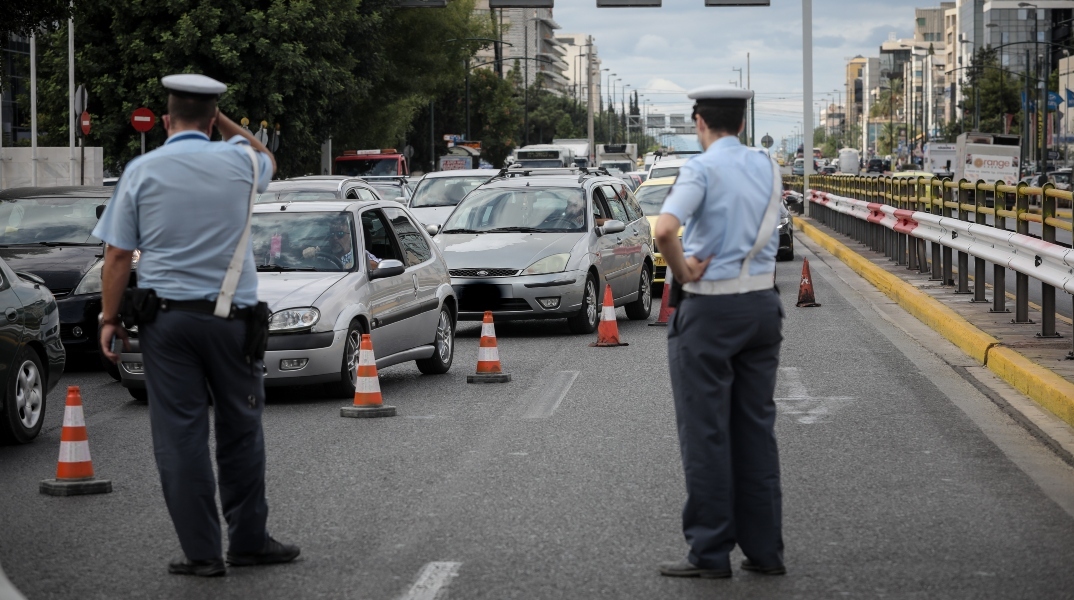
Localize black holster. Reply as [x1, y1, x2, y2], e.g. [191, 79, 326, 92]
[120, 288, 159, 328]
[243, 301, 271, 364]
[666, 277, 683, 309]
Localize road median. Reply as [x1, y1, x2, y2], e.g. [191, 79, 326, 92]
[794, 216, 1074, 430]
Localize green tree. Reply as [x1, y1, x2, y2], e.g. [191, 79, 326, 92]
[2, 0, 72, 39]
[870, 77, 903, 119]
[961, 46, 1021, 136]
[21, 0, 493, 176]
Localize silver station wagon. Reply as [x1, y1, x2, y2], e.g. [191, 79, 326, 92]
[432, 168, 654, 334]
[118, 200, 457, 400]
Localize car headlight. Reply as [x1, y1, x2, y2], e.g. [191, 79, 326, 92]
[269, 308, 320, 332]
[73, 259, 103, 295]
[522, 253, 570, 276]
[779, 216, 791, 231]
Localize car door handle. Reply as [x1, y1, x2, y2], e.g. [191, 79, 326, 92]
[5, 308, 16, 322]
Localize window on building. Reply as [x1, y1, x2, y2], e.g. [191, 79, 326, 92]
[918, 17, 927, 27]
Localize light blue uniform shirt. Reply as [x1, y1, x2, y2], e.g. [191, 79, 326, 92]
[660, 136, 778, 282]
[93, 132, 272, 308]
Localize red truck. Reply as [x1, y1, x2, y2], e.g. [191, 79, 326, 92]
[334, 149, 410, 177]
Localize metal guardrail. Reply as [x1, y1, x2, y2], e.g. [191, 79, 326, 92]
[783, 174, 1073, 359]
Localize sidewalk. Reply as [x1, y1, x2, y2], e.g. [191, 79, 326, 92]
[794, 215, 1074, 439]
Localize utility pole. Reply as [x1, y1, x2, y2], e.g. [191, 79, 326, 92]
[587, 35, 595, 167]
[68, 12, 75, 185]
[748, 53, 754, 147]
[803, 0, 814, 210]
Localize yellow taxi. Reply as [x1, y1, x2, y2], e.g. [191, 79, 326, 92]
[633, 176, 681, 284]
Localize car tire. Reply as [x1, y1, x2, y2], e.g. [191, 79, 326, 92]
[101, 352, 121, 381]
[129, 388, 148, 403]
[0, 348, 46, 444]
[567, 274, 600, 335]
[777, 237, 795, 262]
[625, 267, 652, 320]
[327, 320, 365, 398]
[416, 306, 455, 375]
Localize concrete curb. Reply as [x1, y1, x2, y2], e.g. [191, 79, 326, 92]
[794, 216, 1074, 429]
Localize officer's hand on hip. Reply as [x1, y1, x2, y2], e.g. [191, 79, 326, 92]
[682, 255, 713, 283]
[99, 322, 130, 364]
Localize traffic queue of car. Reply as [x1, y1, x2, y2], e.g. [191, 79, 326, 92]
[0, 153, 795, 445]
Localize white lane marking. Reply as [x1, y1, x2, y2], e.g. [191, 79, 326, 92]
[521, 370, 579, 419]
[397, 562, 461, 600]
[776, 367, 854, 424]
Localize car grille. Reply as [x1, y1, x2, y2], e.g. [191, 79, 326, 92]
[459, 297, 532, 312]
[450, 268, 519, 278]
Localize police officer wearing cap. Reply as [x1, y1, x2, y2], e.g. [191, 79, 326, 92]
[95, 74, 299, 577]
[656, 85, 786, 579]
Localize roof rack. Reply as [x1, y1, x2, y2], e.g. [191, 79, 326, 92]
[490, 166, 583, 180]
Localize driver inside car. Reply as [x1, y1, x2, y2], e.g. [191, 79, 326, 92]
[302, 219, 383, 271]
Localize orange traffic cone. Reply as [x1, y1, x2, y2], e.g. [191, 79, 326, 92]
[468, 311, 511, 383]
[340, 334, 397, 418]
[796, 258, 821, 308]
[590, 285, 629, 347]
[649, 271, 675, 327]
[40, 386, 112, 496]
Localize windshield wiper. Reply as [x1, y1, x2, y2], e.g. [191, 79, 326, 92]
[36, 241, 99, 247]
[414, 203, 458, 208]
[440, 228, 482, 234]
[484, 227, 544, 233]
[256, 264, 317, 272]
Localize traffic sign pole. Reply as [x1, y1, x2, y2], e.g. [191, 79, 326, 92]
[141, 133, 145, 155]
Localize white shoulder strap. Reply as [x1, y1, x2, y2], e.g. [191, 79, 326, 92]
[736, 160, 783, 288]
[213, 145, 259, 318]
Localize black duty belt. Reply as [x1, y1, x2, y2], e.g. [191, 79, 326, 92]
[159, 298, 252, 320]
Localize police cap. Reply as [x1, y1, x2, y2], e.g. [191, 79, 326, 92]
[687, 85, 753, 109]
[161, 74, 227, 100]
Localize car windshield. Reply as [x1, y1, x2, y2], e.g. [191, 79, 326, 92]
[367, 183, 405, 201]
[516, 160, 565, 168]
[0, 197, 106, 245]
[337, 159, 398, 177]
[441, 187, 586, 233]
[256, 190, 339, 204]
[634, 184, 672, 216]
[251, 212, 356, 272]
[650, 166, 680, 179]
[410, 176, 490, 208]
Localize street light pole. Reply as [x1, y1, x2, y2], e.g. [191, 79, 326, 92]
[803, 0, 814, 206]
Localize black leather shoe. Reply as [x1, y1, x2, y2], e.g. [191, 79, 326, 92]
[168, 558, 226, 577]
[659, 559, 732, 579]
[741, 559, 786, 575]
[226, 535, 300, 567]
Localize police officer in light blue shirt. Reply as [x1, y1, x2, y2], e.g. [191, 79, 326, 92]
[94, 74, 299, 577]
[656, 85, 786, 580]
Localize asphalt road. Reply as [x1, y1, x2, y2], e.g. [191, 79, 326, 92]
[1, 239, 1073, 599]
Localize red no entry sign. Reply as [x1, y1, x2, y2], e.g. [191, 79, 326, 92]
[131, 107, 156, 133]
[80, 111, 91, 136]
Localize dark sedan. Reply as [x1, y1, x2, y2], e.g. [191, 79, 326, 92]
[0, 257, 65, 444]
[0, 187, 120, 378]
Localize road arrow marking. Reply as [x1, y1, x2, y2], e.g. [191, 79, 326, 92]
[398, 561, 461, 600]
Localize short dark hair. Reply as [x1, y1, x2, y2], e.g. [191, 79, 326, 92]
[167, 94, 217, 130]
[692, 101, 746, 135]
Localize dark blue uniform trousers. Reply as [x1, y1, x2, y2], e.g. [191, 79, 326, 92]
[141, 310, 269, 562]
[667, 288, 784, 571]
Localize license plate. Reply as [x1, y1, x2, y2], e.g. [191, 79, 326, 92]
[654, 256, 666, 267]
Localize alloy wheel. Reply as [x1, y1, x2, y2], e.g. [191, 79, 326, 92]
[641, 271, 651, 313]
[346, 329, 362, 386]
[436, 310, 453, 362]
[585, 280, 598, 327]
[15, 360, 43, 430]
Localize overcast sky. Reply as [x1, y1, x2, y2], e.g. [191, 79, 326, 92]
[555, 0, 924, 148]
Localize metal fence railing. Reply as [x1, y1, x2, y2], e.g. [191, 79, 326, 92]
[783, 174, 1073, 358]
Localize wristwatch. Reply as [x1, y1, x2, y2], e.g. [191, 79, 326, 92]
[98, 312, 121, 327]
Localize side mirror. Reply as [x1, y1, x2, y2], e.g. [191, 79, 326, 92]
[369, 259, 405, 280]
[16, 271, 46, 286]
[424, 223, 442, 236]
[395, 197, 407, 203]
[597, 219, 626, 236]
[95, 205, 106, 219]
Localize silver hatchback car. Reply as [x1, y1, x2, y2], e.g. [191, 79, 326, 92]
[433, 169, 654, 334]
[118, 201, 457, 399]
